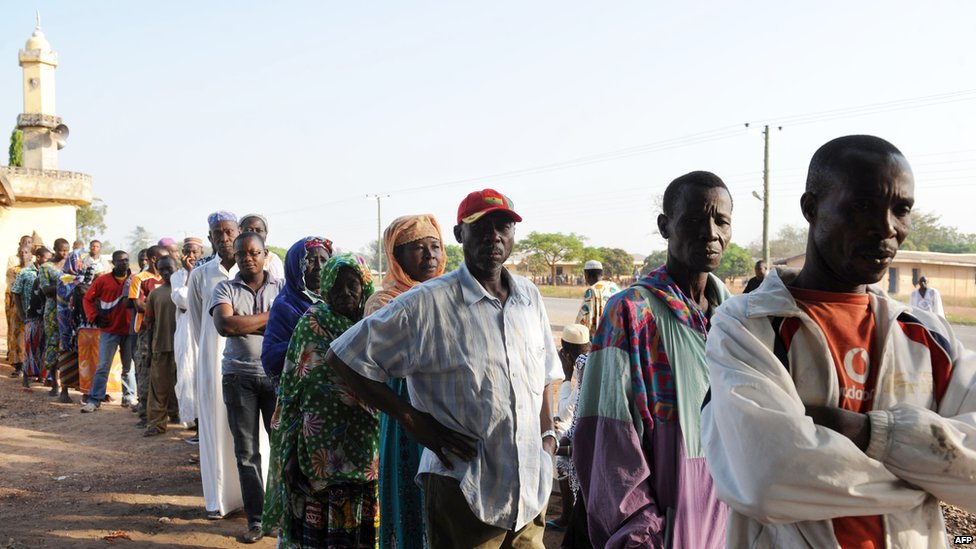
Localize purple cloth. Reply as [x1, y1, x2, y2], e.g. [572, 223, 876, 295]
[261, 238, 319, 379]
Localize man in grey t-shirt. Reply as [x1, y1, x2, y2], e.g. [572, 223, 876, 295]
[210, 232, 282, 543]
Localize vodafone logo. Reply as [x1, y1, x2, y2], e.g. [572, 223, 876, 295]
[843, 348, 870, 383]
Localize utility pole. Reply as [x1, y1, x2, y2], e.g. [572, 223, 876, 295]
[746, 123, 781, 267]
[366, 194, 390, 274]
[762, 124, 771, 267]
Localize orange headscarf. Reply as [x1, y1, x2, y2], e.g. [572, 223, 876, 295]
[364, 214, 445, 316]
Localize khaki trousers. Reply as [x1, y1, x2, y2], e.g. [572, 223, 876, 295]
[422, 473, 545, 549]
[147, 351, 178, 431]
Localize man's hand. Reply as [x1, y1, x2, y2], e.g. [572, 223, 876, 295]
[805, 404, 871, 452]
[94, 314, 110, 328]
[401, 409, 477, 470]
[543, 435, 557, 457]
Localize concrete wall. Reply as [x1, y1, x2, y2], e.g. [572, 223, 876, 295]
[882, 262, 976, 299]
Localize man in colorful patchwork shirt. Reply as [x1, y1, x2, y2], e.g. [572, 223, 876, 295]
[702, 135, 976, 548]
[573, 171, 733, 548]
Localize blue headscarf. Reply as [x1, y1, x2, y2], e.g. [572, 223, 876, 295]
[261, 236, 333, 381]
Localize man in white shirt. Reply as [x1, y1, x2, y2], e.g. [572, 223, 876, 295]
[910, 276, 945, 317]
[326, 188, 562, 548]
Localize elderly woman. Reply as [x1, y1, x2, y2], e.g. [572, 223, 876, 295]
[262, 236, 333, 391]
[263, 253, 378, 548]
[364, 214, 445, 549]
[55, 250, 95, 403]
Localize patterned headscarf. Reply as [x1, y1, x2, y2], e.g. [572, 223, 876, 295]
[365, 214, 444, 315]
[299, 236, 334, 300]
[319, 253, 374, 310]
[240, 213, 269, 232]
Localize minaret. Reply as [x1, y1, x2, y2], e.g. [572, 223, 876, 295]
[18, 13, 64, 171]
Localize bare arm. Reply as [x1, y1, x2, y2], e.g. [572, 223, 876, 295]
[325, 348, 476, 468]
[212, 302, 269, 337]
[541, 383, 556, 456]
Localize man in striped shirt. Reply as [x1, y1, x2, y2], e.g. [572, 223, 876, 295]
[327, 188, 562, 549]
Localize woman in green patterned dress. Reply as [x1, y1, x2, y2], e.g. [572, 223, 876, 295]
[263, 253, 378, 548]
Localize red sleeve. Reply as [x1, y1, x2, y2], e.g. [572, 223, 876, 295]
[83, 276, 101, 323]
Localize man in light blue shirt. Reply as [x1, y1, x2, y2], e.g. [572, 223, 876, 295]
[327, 188, 562, 548]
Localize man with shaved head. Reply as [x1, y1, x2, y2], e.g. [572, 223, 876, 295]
[703, 135, 976, 548]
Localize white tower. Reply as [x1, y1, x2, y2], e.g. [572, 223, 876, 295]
[18, 13, 65, 171]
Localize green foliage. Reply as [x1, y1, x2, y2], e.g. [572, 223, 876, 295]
[8, 129, 23, 167]
[444, 244, 463, 272]
[749, 224, 807, 260]
[902, 210, 976, 253]
[76, 198, 108, 242]
[516, 232, 586, 285]
[127, 226, 154, 254]
[715, 242, 753, 281]
[266, 245, 287, 264]
[597, 247, 635, 278]
[641, 250, 668, 274]
[518, 253, 550, 277]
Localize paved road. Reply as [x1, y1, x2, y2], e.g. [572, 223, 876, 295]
[547, 296, 976, 350]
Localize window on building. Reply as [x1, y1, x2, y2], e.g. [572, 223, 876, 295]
[888, 267, 898, 294]
[912, 268, 920, 286]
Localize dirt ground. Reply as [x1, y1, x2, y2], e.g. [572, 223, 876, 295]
[0, 357, 567, 549]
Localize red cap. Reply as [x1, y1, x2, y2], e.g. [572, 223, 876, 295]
[456, 188, 523, 224]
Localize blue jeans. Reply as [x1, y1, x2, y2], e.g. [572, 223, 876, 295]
[88, 332, 136, 404]
[222, 373, 275, 527]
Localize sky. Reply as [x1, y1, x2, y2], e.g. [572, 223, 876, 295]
[2, 2, 975, 257]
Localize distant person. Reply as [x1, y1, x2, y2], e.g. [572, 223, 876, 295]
[546, 324, 589, 536]
[39, 238, 70, 395]
[54, 250, 95, 403]
[742, 259, 767, 293]
[211, 232, 282, 543]
[6, 235, 32, 271]
[171, 237, 204, 435]
[80, 250, 137, 412]
[142, 256, 180, 437]
[88, 240, 111, 274]
[12, 246, 52, 391]
[573, 171, 733, 548]
[575, 260, 620, 336]
[5, 246, 32, 378]
[261, 236, 332, 390]
[128, 245, 170, 421]
[136, 248, 149, 272]
[238, 214, 285, 280]
[702, 135, 976, 547]
[910, 275, 945, 317]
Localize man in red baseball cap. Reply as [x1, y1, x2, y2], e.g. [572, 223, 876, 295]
[326, 188, 562, 548]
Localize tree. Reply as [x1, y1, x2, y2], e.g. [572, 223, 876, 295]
[359, 238, 385, 273]
[902, 210, 976, 253]
[127, 226, 154, 254]
[597, 247, 635, 278]
[715, 242, 753, 283]
[76, 198, 108, 242]
[267, 245, 287, 265]
[641, 250, 668, 274]
[8, 129, 22, 167]
[444, 244, 463, 272]
[518, 253, 550, 278]
[516, 232, 586, 285]
[749, 224, 808, 260]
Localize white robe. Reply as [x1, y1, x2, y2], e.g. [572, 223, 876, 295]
[171, 268, 198, 424]
[187, 259, 271, 516]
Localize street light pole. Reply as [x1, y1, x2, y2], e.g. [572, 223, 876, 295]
[746, 123, 781, 266]
[366, 194, 390, 274]
[762, 124, 771, 267]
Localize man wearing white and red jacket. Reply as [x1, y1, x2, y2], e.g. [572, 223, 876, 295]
[702, 135, 976, 549]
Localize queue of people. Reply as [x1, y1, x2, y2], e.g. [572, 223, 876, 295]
[3, 134, 976, 549]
